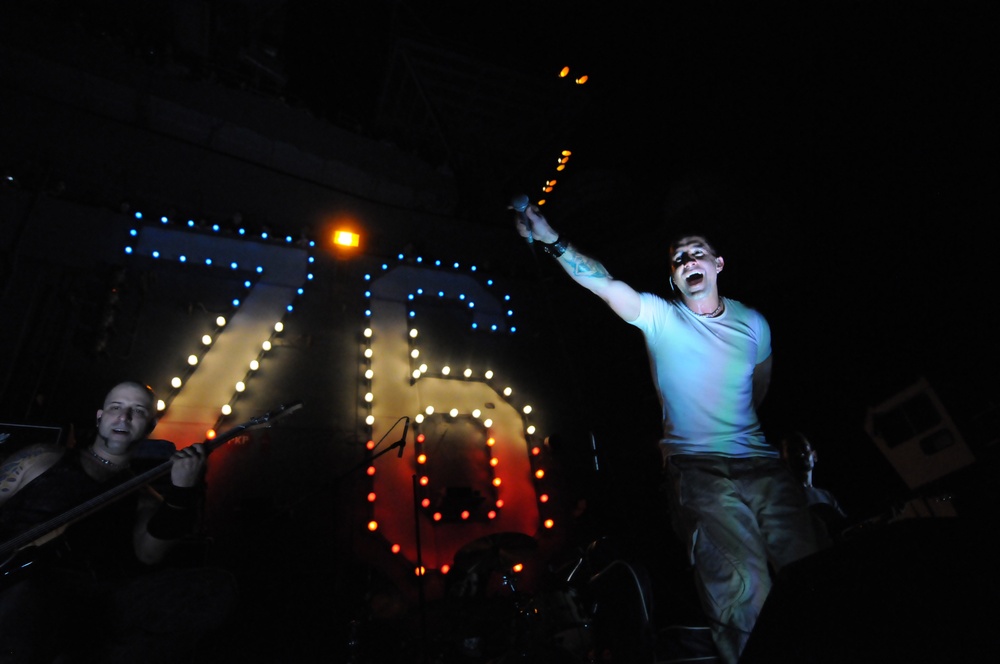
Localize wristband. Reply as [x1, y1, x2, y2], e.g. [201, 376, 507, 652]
[147, 486, 200, 539]
[147, 501, 196, 539]
[543, 236, 568, 258]
[163, 485, 200, 510]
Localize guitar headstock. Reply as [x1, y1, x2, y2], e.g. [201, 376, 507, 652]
[208, 402, 304, 447]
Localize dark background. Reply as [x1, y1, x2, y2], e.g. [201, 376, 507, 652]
[2, 1, 998, 661]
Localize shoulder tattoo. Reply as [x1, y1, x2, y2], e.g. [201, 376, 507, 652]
[0, 444, 60, 494]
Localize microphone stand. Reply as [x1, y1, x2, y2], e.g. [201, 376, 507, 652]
[413, 474, 429, 664]
[336, 416, 407, 481]
[343, 422, 429, 663]
[330, 417, 415, 661]
[246, 418, 415, 661]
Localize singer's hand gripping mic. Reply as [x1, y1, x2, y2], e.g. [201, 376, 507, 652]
[511, 194, 533, 244]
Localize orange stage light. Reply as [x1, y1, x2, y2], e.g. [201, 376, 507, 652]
[333, 229, 360, 247]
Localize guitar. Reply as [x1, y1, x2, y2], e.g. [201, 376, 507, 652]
[0, 401, 303, 581]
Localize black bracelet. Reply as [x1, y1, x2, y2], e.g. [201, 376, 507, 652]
[147, 489, 199, 539]
[542, 235, 568, 258]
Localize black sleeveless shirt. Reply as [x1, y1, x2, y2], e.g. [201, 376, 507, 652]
[0, 449, 143, 578]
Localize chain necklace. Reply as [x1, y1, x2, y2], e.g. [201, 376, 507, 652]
[697, 298, 725, 318]
[86, 447, 129, 470]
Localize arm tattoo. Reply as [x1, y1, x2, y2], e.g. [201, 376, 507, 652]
[0, 458, 27, 494]
[560, 246, 611, 279]
[0, 445, 53, 494]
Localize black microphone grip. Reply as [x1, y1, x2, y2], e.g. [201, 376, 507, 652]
[511, 194, 533, 244]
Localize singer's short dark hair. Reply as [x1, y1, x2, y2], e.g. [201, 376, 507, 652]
[668, 233, 721, 258]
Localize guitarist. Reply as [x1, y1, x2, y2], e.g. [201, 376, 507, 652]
[0, 380, 235, 663]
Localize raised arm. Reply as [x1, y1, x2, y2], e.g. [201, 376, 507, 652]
[516, 206, 641, 322]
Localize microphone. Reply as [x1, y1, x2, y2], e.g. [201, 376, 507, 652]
[397, 417, 409, 458]
[511, 194, 532, 243]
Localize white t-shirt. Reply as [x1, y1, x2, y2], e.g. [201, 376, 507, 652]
[629, 293, 776, 459]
